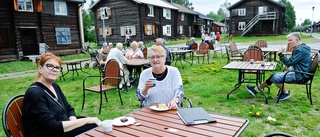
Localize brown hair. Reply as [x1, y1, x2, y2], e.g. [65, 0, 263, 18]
[35, 52, 61, 81]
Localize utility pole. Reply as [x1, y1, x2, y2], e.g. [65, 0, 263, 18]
[310, 6, 315, 36]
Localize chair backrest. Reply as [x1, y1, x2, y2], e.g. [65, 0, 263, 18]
[248, 44, 263, 53]
[242, 48, 263, 61]
[255, 40, 268, 48]
[104, 59, 121, 84]
[189, 43, 198, 51]
[229, 42, 239, 54]
[286, 43, 295, 52]
[2, 94, 25, 137]
[207, 42, 214, 50]
[310, 53, 318, 74]
[142, 47, 147, 59]
[198, 43, 209, 54]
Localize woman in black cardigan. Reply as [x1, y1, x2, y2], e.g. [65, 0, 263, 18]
[22, 53, 100, 137]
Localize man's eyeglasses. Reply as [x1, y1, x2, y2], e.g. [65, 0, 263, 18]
[148, 55, 164, 60]
[44, 64, 62, 72]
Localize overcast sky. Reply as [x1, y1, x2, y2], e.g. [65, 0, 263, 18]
[83, 0, 320, 24]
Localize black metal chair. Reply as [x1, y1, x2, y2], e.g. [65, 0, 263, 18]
[277, 53, 318, 104]
[2, 94, 25, 137]
[139, 96, 193, 108]
[264, 132, 296, 137]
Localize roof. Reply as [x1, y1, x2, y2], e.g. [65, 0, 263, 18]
[228, 0, 285, 10]
[90, 0, 178, 10]
[213, 22, 226, 27]
[169, 3, 198, 15]
[195, 11, 214, 21]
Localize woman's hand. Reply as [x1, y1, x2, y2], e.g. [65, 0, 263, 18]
[141, 80, 153, 96]
[85, 117, 100, 125]
[168, 100, 178, 110]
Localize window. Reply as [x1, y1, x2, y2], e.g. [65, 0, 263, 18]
[120, 26, 136, 36]
[207, 20, 210, 25]
[18, 0, 33, 11]
[238, 8, 246, 16]
[54, 1, 67, 15]
[163, 8, 171, 20]
[147, 25, 152, 35]
[179, 26, 183, 34]
[238, 22, 246, 30]
[147, 5, 154, 17]
[181, 13, 184, 21]
[258, 6, 267, 14]
[100, 7, 111, 19]
[162, 25, 171, 36]
[55, 27, 71, 45]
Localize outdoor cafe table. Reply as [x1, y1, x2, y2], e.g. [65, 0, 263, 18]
[127, 59, 149, 81]
[60, 58, 91, 81]
[76, 107, 249, 137]
[167, 45, 188, 51]
[261, 47, 279, 62]
[170, 50, 193, 69]
[223, 61, 277, 104]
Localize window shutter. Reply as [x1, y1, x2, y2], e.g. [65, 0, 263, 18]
[107, 7, 111, 18]
[33, 0, 42, 12]
[120, 26, 125, 36]
[99, 28, 103, 36]
[131, 25, 136, 35]
[108, 27, 112, 36]
[178, 14, 181, 21]
[14, 0, 18, 11]
[97, 9, 101, 20]
[163, 26, 167, 35]
[163, 9, 166, 17]
[145, 5, 149, 16]
[152, 25, 155, 35]
[144, 25, 147, 35]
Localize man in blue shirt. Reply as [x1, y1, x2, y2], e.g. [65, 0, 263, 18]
[186, 37, 195, 50]
[156, 38, 171, 65]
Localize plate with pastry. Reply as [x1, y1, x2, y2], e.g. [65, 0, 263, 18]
[150, 103, 170, 111]
[112, 117, 136, 126]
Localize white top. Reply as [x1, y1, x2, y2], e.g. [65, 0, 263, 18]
[137, 66, 184, 107]
[106, 48, 128, 69]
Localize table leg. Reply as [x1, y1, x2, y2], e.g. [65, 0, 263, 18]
[258, 88, 268, 104]
[227, 70, 243, 99]
[60, 64, 70, 81]
[79, 61, 91, 75]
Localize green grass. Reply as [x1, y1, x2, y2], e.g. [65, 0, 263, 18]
[1, 35, 320, 136]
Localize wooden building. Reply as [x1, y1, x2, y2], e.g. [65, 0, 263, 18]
[90, 0, 179, 45]
[169, 2, 198, 38]
[194, 11, 215, 37]
[212, 22, 227, 35]
[0, 0, 85, 62]
[227, 0, 286, 36]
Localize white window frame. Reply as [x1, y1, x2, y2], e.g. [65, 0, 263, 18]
[238, 22, 246, 30]
[162, 25, 171, 36]
[18, 0, 33, 12]
[179, 26, 183, 34]
[147, 5, 154, 17]
[207, 20, 210, 25]
[55, 27, 71, 45]
[147, 25, 152, 35]
[120, 25, 136, 36]
[54, 1, 68, 15]
[181, 13, 184, 21]
[238, 8, 246, 16]
[258, 6, 267, 14]
[163, 8, 171, 20]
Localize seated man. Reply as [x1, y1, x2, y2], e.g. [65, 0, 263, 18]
[186, 37, 196, 50]
[245, 33, 311, 100]
[155, 38, 171, 66]
[106, 43, 131, 89]
[97, 43, 109, 66]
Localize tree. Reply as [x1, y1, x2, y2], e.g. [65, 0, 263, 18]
[172, 0, 193, 9]
[301, 19, 312, 26]
[279, 0, 296, 31]
[82, 0, 96, 42]
[206, 0, 231, 22]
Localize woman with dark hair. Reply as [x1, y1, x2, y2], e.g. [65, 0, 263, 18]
[22, 52, 100, 137]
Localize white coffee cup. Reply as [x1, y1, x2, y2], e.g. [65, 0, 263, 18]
[149, 78, 156, 87]
[101, 120, 113, 132]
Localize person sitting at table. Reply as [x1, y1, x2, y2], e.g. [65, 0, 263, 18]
[138, 41, 145, 51]
[98, 43, 109, 66]
[22, 52, 100, 137]
[155, 38, 171, 66]
[106, 43, 131, 89]
[245, 33, 311, 100]
[108, 42, 113, 49]
[215, 32, 221, 44]
[136, 45, 183, 109]
[125, 41, 144, 84]
[186, 37, 196, 50]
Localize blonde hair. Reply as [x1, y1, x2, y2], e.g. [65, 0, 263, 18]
[148, 45, 166, 58]
[131, 41, 138, 47]
[35, 52, 61, 81]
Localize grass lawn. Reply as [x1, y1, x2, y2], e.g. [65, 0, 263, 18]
[1, 35, 320, 136]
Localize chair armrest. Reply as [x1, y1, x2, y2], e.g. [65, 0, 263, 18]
[183, 96, 193, 108]
[282, 70, 314, 83]
[264, 132, 296, 137]
[83, 75, 104, 86]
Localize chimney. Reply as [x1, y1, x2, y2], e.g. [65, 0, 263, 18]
[191, 7, 194, 11]
[180, 2, 184, 6]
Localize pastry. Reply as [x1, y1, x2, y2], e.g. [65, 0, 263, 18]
[120, 117, 128, 123]
[156, 103, 167, 109]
